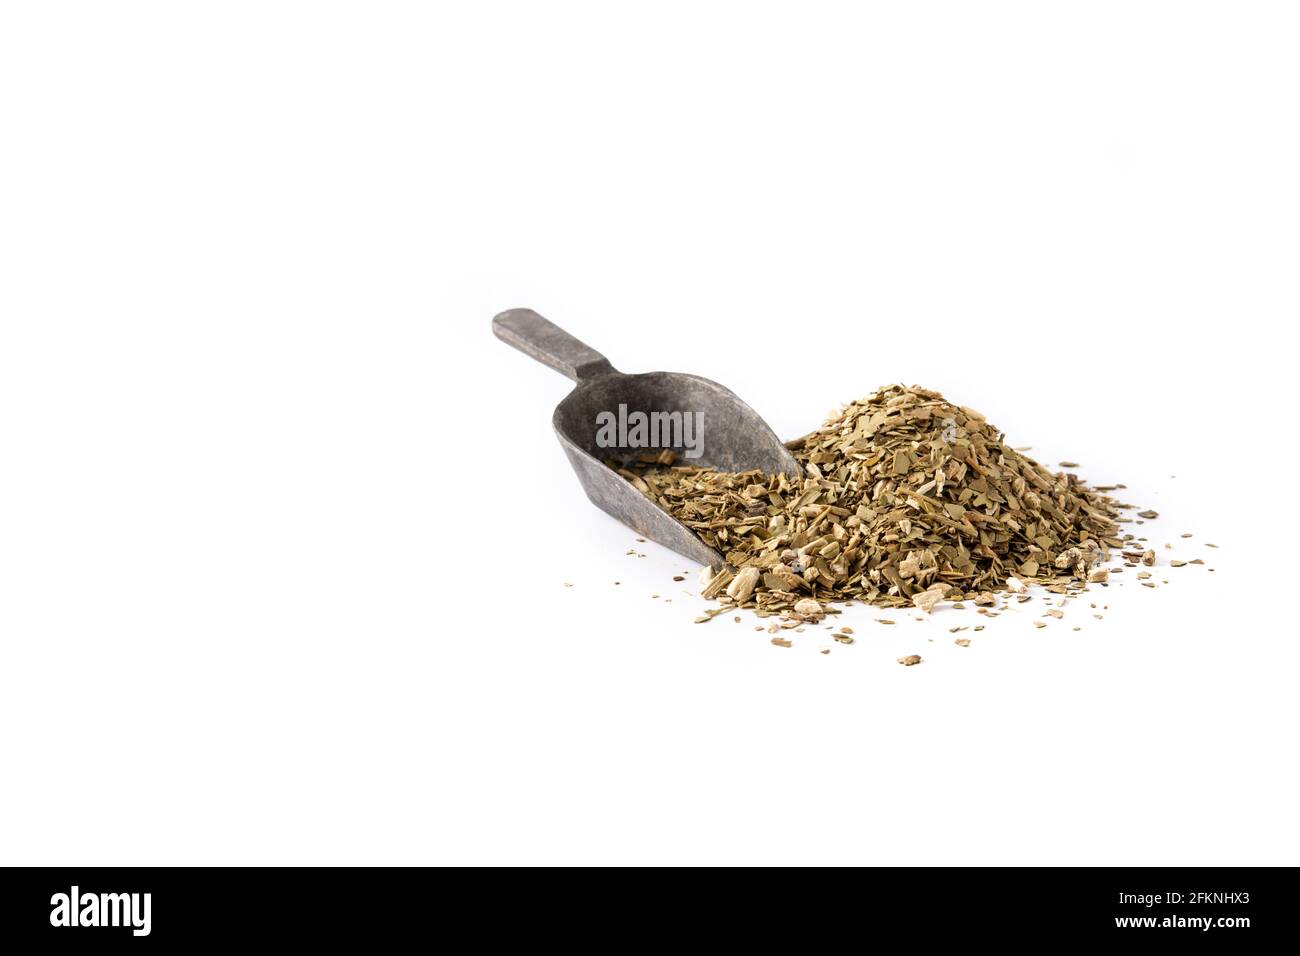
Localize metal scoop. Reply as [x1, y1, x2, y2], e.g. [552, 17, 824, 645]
[492, 308, 800, 568]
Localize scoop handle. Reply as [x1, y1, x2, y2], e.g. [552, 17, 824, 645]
[492, 309, 616, 382]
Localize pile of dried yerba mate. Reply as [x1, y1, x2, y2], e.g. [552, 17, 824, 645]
[612, 385, 1187, 656]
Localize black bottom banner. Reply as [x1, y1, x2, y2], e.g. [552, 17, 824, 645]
[0, 866, 1290, 946]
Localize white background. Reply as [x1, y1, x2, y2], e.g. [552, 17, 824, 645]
[2, 2, 1297, 865]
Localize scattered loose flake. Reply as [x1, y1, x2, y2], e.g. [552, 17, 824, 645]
[897, 654, 923, 666]
[1059, 461, 1080, 468]
[1170, 560, 1187, 568]
[1205, 543, 1219, 548]
[1033, 620, 1047, 629]
[954, 638, 971, 647]
[1138, 510, 1160, 519]
[1142, 549, 1156, 566]
[1087, 568, 1109, 584]
[1045, 609, 1064, 619]
[1189, 558, 1205, 565]
[1006, 576, 1028, 594]
[770, 637, 793, 648]
[877, 619, 896, 625]
[672, 575, 685, 582]
[833, 633, 855, 644]
[1181, 533, 1193, 538]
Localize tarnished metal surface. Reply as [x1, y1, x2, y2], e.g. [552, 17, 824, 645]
[492, 308, 800, 568]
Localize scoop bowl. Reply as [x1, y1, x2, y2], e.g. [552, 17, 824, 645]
[493, 308, 800, 567]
